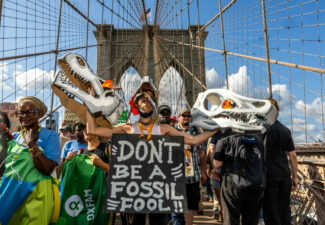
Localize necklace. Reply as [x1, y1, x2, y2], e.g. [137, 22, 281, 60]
[139, 119, 152, 126]
[20, 126, 41, 138]
[138, 120, 154, 141]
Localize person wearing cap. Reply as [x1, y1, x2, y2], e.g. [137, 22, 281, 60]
[58, 125, 73, 151]
[12, 96, 61, 175]
[59, 125, 72, 139]
[158, 104, 171, 124]
[86, 84, 218, 225]
[60, 122, 88, 165]
[171, 108, 207, 225]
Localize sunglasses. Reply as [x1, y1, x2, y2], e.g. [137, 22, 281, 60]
[15, 109, 40, 117]
[181, 114, 191, 118]
[0, 118, 3, 123]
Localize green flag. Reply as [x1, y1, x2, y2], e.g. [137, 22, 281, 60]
[55, 154, 113, 225]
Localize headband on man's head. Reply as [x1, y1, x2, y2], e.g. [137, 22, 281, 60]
[18, 96, 48, 117]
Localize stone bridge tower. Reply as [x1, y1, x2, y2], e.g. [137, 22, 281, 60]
[94, 25, 208, 106]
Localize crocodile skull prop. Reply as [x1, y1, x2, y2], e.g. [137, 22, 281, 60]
[191, 89, 278, 131]
[51, 53, 123, 127]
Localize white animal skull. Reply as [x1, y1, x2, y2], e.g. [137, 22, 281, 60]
[191, 89, 278, 131]
[51, 53, 123, 126]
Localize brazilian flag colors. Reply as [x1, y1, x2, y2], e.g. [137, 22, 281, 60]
[0, 141, 59, 225]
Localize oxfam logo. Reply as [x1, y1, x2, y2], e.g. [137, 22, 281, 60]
[65, 195, 84, 217]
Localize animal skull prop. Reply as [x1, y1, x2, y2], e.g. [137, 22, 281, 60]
[51, 53, 123, 127]
[129, 76, 158, 115]
[191, 89, 278, 132]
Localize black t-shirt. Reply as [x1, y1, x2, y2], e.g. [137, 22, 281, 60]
[263, 120, 295, 179]
[210, 128, 233, 146]
[214, 133, 265, 174]
[79, 142, 109, 164]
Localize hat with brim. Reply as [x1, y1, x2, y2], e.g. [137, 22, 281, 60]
[178, 108, 191, 116]
[158, 105, 171, 114]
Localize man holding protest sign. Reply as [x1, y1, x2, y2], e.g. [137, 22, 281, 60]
[86, 77, 218, 225]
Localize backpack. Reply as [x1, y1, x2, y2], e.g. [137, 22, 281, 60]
[224, 133, 266, 191]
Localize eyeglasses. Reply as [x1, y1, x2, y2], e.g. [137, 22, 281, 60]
[15, 109, 40, 117]
[181, 114, 191, 118]
[0, 118, 4, 123]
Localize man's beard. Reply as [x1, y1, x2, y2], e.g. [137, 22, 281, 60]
[139, 109, 153, 118]
[159, 116, 170, 124]
[181, 122, 190, 126]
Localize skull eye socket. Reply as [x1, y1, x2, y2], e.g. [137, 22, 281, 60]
[76, 56, 85, 66]
[252, 101, 265, 107]
[203, 93, 222, 111]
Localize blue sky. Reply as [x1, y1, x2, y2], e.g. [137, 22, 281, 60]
[0, 0, 324, 142]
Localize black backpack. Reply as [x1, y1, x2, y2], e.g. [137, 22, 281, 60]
[223, 133, 266, 191]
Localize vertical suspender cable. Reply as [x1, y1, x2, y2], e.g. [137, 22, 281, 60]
[49, 0, 63, 129]
[218, 0, 229, 90]
[85, 0, 90, 60]
[261, 0, 272, 98]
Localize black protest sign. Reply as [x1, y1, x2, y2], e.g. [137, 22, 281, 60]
[105, 134, 187, 214]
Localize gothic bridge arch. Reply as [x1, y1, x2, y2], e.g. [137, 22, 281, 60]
[94, 25, 208, 106]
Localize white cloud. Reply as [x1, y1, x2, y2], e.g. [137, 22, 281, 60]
[15, 64, 22, 71]
[227, 66, 256, 97]
[0, 62, 9, 75]
[295, 97, 325, 122]
[0, 62, 9, 85]
[270, 84, 294, 112]
[291, 118, 317, 132]
[14, 67, 53, 91]
[0, 62, 13, 94]
[205, 68, 223, 89]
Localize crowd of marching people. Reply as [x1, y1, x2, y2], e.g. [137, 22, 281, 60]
[0, 80, 298, 225]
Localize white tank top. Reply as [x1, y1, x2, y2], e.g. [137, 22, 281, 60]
[131, 121, 161, 135]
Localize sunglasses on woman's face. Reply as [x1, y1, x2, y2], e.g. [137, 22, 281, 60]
[15, 109, 40, 117]
[181, 114, 191, 118]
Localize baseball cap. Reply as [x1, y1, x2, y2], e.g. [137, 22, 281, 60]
[158, 105, 171, 114]
[178, 108, 191, 116]
[60, 126, 72, 133]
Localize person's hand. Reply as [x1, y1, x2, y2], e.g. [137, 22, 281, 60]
[201, 171, 207, 184]
[90, 154, 103, 167]
[25, 128, 38, 148]
[213, 168, 221, 182]
[207, 169, 212, 178]
[291, 176, 298, 191]
[66, 151, 75, 161]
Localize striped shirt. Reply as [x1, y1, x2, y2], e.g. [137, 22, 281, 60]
[174, 123, 203, 184]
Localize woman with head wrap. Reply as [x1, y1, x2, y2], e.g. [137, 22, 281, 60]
[0, 97, 61, 225]
[12, 96, 61, 175]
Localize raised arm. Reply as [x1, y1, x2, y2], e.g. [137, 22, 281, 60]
[86, 110, 126, 138]
[161, 124, 218, 146]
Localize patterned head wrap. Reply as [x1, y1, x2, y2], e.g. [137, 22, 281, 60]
[18, 96, 48, 117]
